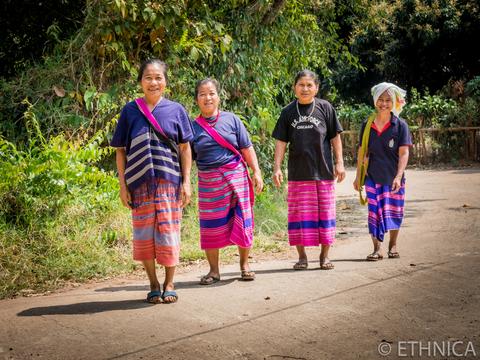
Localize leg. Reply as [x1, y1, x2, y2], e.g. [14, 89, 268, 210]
[293, 245, 308, 270]
[238, 246, 255, 280]
[200, 249, 221, 285]
[142, 259, 161, 303]
[388, 229, 400, 258]
[366, 236, 384, 261]
[162, 265, 177, 303]
[320, 245, 334, 270]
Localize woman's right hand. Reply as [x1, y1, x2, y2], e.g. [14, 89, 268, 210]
[120, 185, 132, 209]
[272, 169, 283, 188]
[353, 177, 360, 191]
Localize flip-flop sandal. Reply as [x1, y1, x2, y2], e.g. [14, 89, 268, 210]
[366, 252, 384, 261]
[199, 275, 220, 285]
[145, 290, 162, 304]
[161, 290, 178, 304]
[240, 270, 255, 281]
[388, 251, 400, 258]
[293, 261, 308, 270]
[320, 260, 335, 270]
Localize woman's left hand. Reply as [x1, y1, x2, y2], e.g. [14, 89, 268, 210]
[391, 176, 402, 193]
[252, 171, 264, 194]
[180, 181, 192, 208]
[334, 162, 346, 183]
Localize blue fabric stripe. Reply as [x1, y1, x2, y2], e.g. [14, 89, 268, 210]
[288, 220, 336, 230]
[199, 207, 235, 228]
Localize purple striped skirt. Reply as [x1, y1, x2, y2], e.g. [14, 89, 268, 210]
[365, 177, 405, 241]
[198, 159, 254, 249]
[287, 180, 336, 246]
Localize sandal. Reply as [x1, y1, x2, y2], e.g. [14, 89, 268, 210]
[388, 251, 400, 258]
[293, 261, 308, 270]
[320, 259, 335, 270]
[145, 290, 162, 304]
[240, 270, 255, 281]
[366, 252, 384, 261]
[161, 290, 178, 304]
[199, 274, 220, 285]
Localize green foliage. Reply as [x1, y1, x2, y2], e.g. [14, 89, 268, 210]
[333, 0, 480, 102]
[402, 89, 458, 128]
[0, 105, 133, 298]
[337, 103, 373, 130]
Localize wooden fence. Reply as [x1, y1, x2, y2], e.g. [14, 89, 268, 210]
[341, 127, 480, 164]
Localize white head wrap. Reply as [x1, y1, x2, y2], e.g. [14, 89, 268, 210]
[371, 82, 407, 116]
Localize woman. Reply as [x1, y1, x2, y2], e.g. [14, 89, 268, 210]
[110, 59, 193, 303]
[272, 70, 345, 270]
[192, 78, 263, 285]
[353, 82, 412, 261]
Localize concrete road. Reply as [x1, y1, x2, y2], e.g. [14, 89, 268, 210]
[1, 168, 479, 360]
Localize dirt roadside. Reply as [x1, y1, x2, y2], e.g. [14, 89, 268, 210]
[1, 167, 479, 360]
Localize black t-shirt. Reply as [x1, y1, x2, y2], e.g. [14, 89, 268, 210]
[272, 98, 343, 181]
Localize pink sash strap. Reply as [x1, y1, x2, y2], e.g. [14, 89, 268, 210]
[135, 98, 168, 139]
[196, 114, 255, 205]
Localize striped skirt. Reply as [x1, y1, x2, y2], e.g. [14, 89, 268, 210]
[198, 159, 253, 249]
[365, 177, 406, 241]
[130, 179, 181, 266]
[287, 180, 336, 247]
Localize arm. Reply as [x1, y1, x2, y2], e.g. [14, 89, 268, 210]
[392, 145, 409, 193]
[273, 140, 287, 188]
[331, 133, 346, 183]
[115, 148, 132, 209]
[353, 146, 363, 191]
[241, 146, 264, 194]
[179, 142, 192, 208]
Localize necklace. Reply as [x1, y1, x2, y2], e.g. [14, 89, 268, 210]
[296, 98, 316, 118]
[201, 111, 220, 127]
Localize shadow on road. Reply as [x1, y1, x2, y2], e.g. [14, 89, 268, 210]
[17, 300, 152, 316]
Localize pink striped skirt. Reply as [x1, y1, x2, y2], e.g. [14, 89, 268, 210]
[130, 179, 181, 267]
[287, 180, 336, 246]
[198, 159, 254, 249]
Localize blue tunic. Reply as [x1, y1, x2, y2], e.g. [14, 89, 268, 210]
[192, 111, 252, 170]
[110, 98, 193, 190]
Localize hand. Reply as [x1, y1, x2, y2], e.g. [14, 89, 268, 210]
[252, 171, 264, 194]
[180, 181, 192, 208]
[391, 176, 402, 193]
[272, 169, 283, 188]
[119, 185, 132, 209]
[353, 177, 360, 191]
[334, 162, 346, 183]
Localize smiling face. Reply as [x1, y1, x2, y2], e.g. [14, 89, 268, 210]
[140, 63, 167, 102]
[375, 90, 393, 114]
[196, 81, 220, 118]
[294, 76, 319, 104]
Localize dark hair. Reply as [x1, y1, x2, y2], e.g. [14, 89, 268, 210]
[194, 78, 220, 99]
[294, 69, 319, 86]
[137, 58, 168, 83]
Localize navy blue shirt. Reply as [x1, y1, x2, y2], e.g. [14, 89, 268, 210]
[110, 98, 194, 190]
[192, 111, 252, 170]
[359, 114, 412, 185]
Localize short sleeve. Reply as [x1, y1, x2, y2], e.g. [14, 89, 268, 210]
[235, 115, 252, 149]
[399, 120, 413, 146]
[176, 106, 194, 144]
[272, 110, 289, 142]
[326, 103, 343, 140]
[110, 106, 129, 147]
